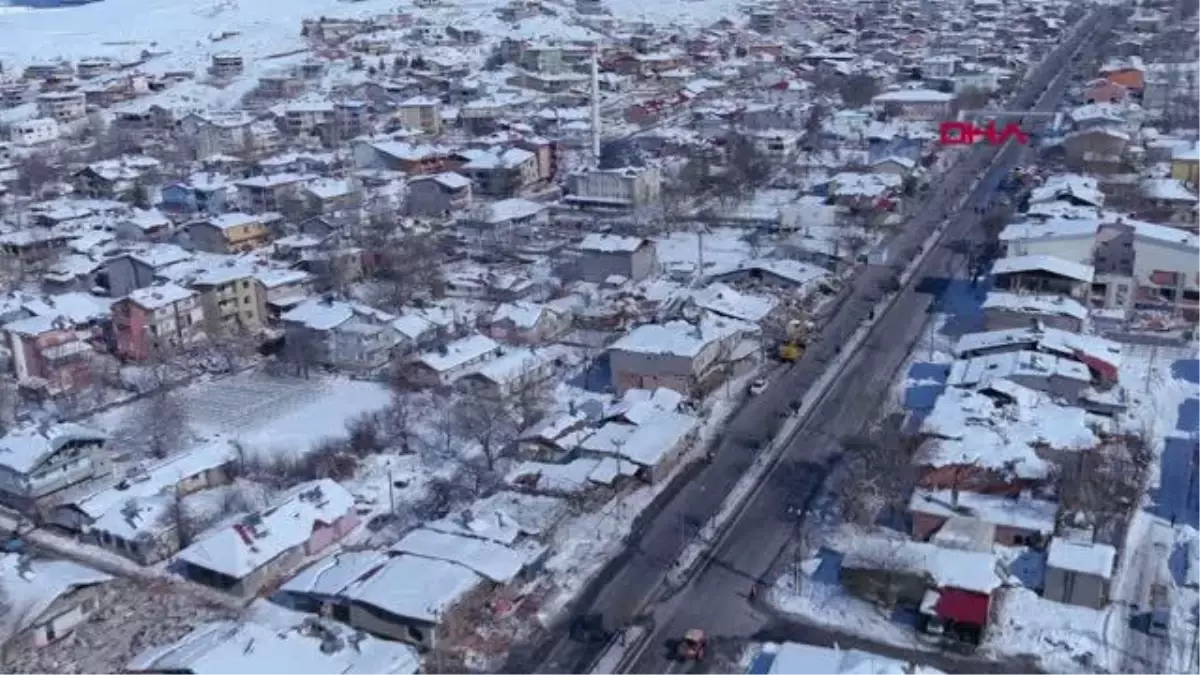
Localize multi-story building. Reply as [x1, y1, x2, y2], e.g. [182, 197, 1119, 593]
[177, 111, 254, 158]
[566, 166, 663, 209]
[187, 212, 271, 254]
[35, 91, 86, 123]
[0, 423, 111, 515]
[188, 266, 266, 336]
[870, 88, 956, 120]
[233, 173, 310, 213]
[209, 53, 245, 78]
[9, 118, 60, 146]
[397, 97, 443, 135]
[113, 283, 206, 360]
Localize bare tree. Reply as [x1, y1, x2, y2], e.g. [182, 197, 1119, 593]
[665, 150, 721, 211]
[384, 393, 422, 454]
[803, 102, 828, 143]
[838, 231, 870, 265]
[878, 102, 905, 121]
[452, 393, 518, 472]
[0, 377, 18, 436]
[285, 327, 324, 379]
[511, 367, 551, 432]
[160, 487, 196, 550]
[980, 209, 1009, 239]
[144, 387, 188, 459]
[837, 428, 919, 526]
[91, 122, 141, 161]
[345, 412, 387, 456]
[363, 225, 448, 311]
[193, 330, 257, 374]
[424, 393, 461, 464]
[15, 153, 60, 196]
[725, 132, 771, 189]
[838, 74, 881, 108]
[1056, 435, 1148, 526]
[955, 87, 992, 113]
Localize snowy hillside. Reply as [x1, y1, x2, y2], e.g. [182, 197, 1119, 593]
[0, 0, 746, 74]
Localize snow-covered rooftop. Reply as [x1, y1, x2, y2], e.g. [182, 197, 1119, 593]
[954, 326, 1122, 371]
[128, 618, 419, 674]
[991, 254, 1094, 283]
[577, 233, 651, 254]
[765, 642, 944, 675]
[126, 282, 196, 310]
[0, 554, 112, 644]
[342, 554, 482, 624]
[175, 479, 354, 580]
[917, 382, 1099, 478]
[1046, 537, 1117, 579]
[947, 350, 1093, 389]
[982, 291, 1089, 321]
[75, 440, 237, 522]
[389, 527, 542, 584]
[839, 532, 1004, 594]
[909, 489, 1059, 536]
[0, 423, 108, 474]
[415, 333, 500, 374]
[609, 315, 751, 358]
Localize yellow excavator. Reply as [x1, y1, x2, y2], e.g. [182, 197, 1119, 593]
[777, 318, 808, 362]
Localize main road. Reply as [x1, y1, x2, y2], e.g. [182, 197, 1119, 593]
[620, 10, 1116, 674]
[513, 9, 1111, 675]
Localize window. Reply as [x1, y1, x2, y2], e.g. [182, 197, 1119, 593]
[244, 311, 253, 320]
[242, 281, 250, 289]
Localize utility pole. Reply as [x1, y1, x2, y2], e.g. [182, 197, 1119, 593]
[590, 46, 602, 168]
[388, 465, 396, 514]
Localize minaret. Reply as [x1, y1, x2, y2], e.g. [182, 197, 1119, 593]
[590, 46, 602, 167]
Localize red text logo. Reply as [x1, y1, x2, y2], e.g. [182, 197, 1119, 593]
[939, 121, 1030, 146]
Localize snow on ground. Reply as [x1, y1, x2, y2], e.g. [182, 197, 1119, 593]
[769, 549, 931, 654]
[888, 278, 986, 423]
[982, 586, 1120, 674]
[986, 345, 1199, 675]
[654, 227, 773, 278]
[90, 372, 393, 460]
[2, 577, 239, 674]
[0, 0, 745, 99]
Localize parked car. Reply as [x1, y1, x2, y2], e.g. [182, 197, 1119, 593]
[748, 378, 768, 396]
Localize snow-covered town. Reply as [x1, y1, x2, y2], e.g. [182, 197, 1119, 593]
[0, 0, 1195, 672]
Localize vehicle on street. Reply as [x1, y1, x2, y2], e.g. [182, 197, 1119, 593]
[748, 378, 768, 396]
[777, 319, 808, 362]
[676, 629, 706, 661]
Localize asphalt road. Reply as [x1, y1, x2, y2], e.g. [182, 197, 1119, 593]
[520, 11, 1110, 675]
[622, 11, 1116, 675]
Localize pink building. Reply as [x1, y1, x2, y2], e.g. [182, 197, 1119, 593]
[112, 283, 205, 360]
[174, 479, 360, 598]
[4, 315, 98, 396]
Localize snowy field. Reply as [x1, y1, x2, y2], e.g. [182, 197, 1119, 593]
[0, 0, 746, 75]
[89, 372, 393, 459]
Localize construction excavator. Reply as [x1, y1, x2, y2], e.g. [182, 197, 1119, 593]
[777, 318, 809, 362]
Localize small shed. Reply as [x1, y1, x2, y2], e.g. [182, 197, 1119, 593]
[1043, 537, 1116, 609]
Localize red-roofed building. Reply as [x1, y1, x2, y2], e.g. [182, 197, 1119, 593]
[931, 587, 992, 644]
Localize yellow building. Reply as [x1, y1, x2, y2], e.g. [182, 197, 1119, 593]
[1171, 145, 1199, 186]
[187, 212, 271, 254]
[189, 265, 268, 336]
